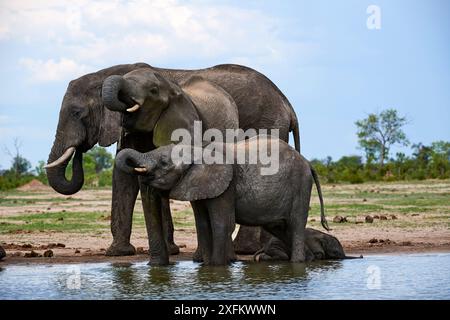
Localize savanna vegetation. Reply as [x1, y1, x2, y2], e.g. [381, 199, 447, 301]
[1, 108, 449, 190]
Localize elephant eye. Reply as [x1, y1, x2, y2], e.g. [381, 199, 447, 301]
[71, 108, 83, 119]
[150, 87, 159, 95]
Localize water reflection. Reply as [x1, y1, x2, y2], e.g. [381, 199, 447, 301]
[1, 254, 450, 299]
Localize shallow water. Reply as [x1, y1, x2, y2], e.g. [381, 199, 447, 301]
[1, 253, 449, 299]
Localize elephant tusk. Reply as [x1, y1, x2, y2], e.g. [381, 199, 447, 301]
[126, 104, 141, 113]
[134, 167, 148, 173]
[44, 147, 76, 168]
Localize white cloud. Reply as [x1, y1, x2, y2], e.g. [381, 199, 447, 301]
[19, 58, 90, 82]
[1, 0, 317, 82]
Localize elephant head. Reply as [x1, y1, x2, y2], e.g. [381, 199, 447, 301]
[102, 68, 199, 147]
[45, 63, 149, 195]
[115, 144, 233, 201]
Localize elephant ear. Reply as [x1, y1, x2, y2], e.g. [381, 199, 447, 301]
[170, 163, 233, 201]
[98, 106, 122, 147]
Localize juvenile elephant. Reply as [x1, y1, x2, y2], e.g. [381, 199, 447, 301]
[116, 136, 329, 265]
[46, 63, 300, 257]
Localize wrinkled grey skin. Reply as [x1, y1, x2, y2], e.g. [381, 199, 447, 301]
[116, 137, 329, 265]
[102, 66, 300, 260]
[254, 228, 360, 262]
[103, 69, 240, 264]
[47, 63, 300, 257]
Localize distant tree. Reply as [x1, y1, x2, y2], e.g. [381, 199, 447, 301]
[355, 109, 409, 168]
[3, 138, 31, 176]
[35, 160, 48, 184]
[86, 146, 113, 174]
[429, 141, 450, 178]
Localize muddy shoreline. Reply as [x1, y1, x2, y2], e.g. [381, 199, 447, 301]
[1, 180, 449, 266]
[2, 243, 450, 266]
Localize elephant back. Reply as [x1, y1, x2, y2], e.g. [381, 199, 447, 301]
[181, 76, 239, 135]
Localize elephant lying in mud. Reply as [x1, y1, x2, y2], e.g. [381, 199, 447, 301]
[45, 63, 300, 257]
[116, 136, 330, 265]
[255, 228, 359, 262]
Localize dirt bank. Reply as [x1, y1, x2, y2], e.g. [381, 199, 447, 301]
[1, 180, 449, 265]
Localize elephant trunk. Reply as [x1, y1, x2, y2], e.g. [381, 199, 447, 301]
[46, 141, 84, 195]
[102, 75, 130, 112]
[115, 148, 155, 175]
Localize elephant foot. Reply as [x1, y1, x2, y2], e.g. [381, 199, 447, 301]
[192, 247, 236, 263]
[192, 247, 203, 262]
[105, 242, 136, 256]
[148, 256, 170, 266]
[169, 243, 180, 255]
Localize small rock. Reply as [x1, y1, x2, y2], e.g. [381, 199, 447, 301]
[390, 215, 397, 220]
[178, 244, 187, 249]
[310, 218, 316, 222]
[380, 215, 388, 220]
[62, 209, 66, 212]
[43, 250, 53, 257]
[75, 249, 80, 254]
[379, 239, 385, 243]
[411, 213, 420, 217]
[373, 215, 380, 219]
[56, 243, 66, 248]
[365, 215, 374, 223]
[57, 217, 64, 221]
[333, 216, 347, 223]
[369, 238, 378, 244]
[24, 250, 41, 258]
[21, 244, 32, 249]
[99, 248, 106, 252]
[47, 207, 51, 211]
[363, 198, 367, 202]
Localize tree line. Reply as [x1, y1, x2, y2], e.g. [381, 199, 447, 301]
[311, 109, 449, 183]
[0, 108, 449, 190]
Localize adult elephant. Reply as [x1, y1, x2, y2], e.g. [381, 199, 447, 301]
[103, 69, 242, 263]
[45, 63, 300, 256]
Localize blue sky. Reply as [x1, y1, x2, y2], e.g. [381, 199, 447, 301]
[0, 0, 449, 170]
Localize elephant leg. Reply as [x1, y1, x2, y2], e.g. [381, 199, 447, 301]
[140, 182, 169, 265]
[161, 196, 180, 255]
[289, 187, 311, 263]
[192, 201, 212, 264]
[205, 190, 235, 265]
[106, 164, 139, 256]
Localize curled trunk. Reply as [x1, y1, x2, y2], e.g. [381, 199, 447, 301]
[46, 145, 84, 195]
[115, 148, 148, 174]
[102, 75, 130, 112]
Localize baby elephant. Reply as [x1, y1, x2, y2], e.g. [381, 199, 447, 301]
[116, 136, 329, 265]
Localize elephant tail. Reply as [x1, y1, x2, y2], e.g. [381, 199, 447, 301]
[292, 120, 301, 154]
[310, 165, 330, 231]
[289, 105, 301, 154]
